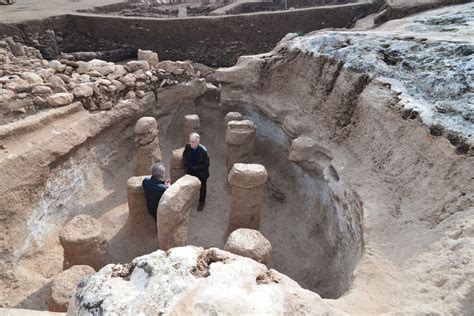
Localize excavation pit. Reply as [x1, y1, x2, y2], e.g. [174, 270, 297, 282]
[1, 3, 473, 314]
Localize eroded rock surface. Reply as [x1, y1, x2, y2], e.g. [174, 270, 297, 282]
[68, 246, 343, 315]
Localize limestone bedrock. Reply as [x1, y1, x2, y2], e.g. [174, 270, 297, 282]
[68, 246, 344, 315]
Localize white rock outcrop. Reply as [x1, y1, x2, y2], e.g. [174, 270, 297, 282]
[68, 246, 343, 315]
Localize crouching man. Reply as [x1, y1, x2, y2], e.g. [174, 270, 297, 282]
[142, 163, 170, 222]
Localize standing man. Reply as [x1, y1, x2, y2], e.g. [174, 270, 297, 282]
[183, 133, 210, 211]
[142, 163, 170, 222]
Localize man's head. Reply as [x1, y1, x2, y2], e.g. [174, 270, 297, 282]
[150, 162, 166, 180]
[189, 132, 200, 149]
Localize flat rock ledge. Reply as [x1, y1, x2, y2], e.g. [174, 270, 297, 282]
[68, 246, 344, 315]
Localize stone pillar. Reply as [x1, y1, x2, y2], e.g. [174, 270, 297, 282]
[48, 265, 95, 312]
[170, 147, 186, 183]
[157, 175, 201, 250]
[183, 114, 200, 144]
[59, 215, 108, 271]
[224, 111, 243, 125]
[224, 228, 272, 264]
[135, 117, 162, 176]
[225, 120, 256, 171]
[228, 163, 268, 232]
[126, 175, 156, 236]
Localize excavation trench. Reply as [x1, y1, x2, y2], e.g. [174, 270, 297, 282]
[2, 73, 363, 309]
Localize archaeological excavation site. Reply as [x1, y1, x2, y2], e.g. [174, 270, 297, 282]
[0, 0, 473, 315]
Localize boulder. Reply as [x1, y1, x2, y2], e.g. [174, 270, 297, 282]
[48, 60, 66, 73]
[20, 72, 43, 85]
[107, 65, 127, 81]
[119, 74, 137, 87]
[126, 60, 150, 72]
[47, 93, 74, 107]
[48, 265, 95, 312]
[138, 49, 159, 67]
[224, 228, 272, 264]
[69, 246, 342, 315]
[32, 85, 53, 96]
[73, 84, 93, 98]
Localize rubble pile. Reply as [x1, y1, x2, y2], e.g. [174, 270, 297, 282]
[0, 38, 207, 124]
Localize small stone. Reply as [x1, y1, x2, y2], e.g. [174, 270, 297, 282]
[20, 72, 43, 85]
[107, 65, 127, 81]
[48, 60, 66, 73]
[135, 81, 146, 90]
[136, 90, 146, 98]
[99, 101, 113, 110]
[111, 80, 125, 92]
[47, 93, 74, 107]
[137, 49, 159, 67]
[97, 64, 115, 76]
[126, 91, 136, 99]
[172, 68, 185, 76]
[46, 75, 66, 87]
[176, 61, 194, 74]
[126, 60, 150, 72]
[119, 74, 137, 87]
[224, 228, 272, 264]
[15, 93, 28, 99]
[73, 84, 93, 98]
[32, 85, 53, 96]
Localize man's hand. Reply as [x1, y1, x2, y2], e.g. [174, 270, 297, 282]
[165, 179, 171, 187]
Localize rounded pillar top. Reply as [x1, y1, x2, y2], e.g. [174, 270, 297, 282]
[184, 114, 200, 124]
[59, 214, 104, 245]
[224, 112, 243, 125]
[228, 163, 268, 188]
[226, 120, 257, 145]
[135, 117, 157, 135]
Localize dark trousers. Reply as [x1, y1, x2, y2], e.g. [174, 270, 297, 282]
[199, 178, 207, 203]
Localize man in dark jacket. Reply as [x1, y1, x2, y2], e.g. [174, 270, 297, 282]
[142, 163, 170, 222]
[183, 132, 210, 211]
